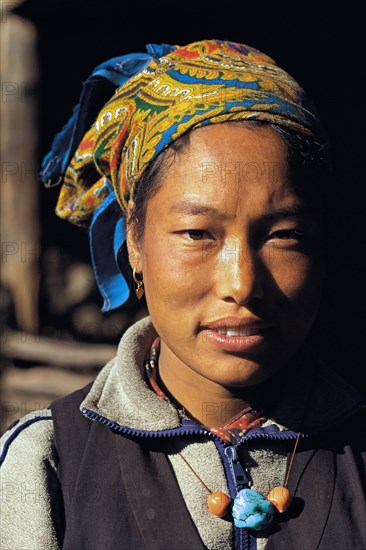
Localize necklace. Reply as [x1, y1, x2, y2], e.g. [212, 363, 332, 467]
[173, 433, 300, 530]
[144, 337, 301, 531]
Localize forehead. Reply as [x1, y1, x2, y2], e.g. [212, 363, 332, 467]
[152, 123, 296, 216]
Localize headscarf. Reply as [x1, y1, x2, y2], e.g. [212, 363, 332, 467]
[40, 39, 325, 311]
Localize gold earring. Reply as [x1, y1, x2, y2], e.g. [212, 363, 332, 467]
[132, 268, 144, 299]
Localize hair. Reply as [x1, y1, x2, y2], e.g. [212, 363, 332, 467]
[127, 120, 331, 244]
[127, 132, 190, 243]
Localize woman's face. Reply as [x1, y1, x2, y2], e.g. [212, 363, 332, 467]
[128, 123, 324, 387]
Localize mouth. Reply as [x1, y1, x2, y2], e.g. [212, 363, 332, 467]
[201, 318, 276, 353]
[210, 326, 266, 337]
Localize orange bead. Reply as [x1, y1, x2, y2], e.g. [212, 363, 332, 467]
[207, 491, 232, 518]
[266, 486, 292, 513]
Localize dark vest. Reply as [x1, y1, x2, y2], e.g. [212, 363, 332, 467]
[51, 385, 366, 550]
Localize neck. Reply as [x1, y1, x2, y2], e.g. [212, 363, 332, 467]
[157, 342, 284, 428]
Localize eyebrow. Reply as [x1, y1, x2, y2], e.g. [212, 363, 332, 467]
[262, 203, 308, 221]
[169, 201, 223, 217]
[169, 201, 307, 220]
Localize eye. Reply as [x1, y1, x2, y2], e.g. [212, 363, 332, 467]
[270, 229, 305, 241]
[175, 229, 215, 242]
[187, 230, 207, 241]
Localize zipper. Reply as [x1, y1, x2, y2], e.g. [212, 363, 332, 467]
[82, 407, 306, 550]
[223, 446, 252, 550]
[82, 406, 225, 440]
[224, 445, 249, 492]
[82, 406, 305, 444]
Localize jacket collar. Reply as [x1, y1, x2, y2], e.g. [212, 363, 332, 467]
[81, 316, 364, 435]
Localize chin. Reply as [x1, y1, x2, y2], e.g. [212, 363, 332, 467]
[211, 358, 283, 388]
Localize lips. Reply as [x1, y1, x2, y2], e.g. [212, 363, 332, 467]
[203, 317, 274, 333]
[201, 317, 275, 353]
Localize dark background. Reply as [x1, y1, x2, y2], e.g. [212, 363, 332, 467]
[13, 0, 366, 396]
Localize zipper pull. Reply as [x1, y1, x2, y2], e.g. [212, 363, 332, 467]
[224, 446, 249, 491]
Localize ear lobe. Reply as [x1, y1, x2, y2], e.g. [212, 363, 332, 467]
[126, 200, 142, 272]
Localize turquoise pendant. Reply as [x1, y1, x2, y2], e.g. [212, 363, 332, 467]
[232, 488, 275, 530]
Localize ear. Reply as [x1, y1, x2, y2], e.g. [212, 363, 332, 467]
[126, 200, 143, 272]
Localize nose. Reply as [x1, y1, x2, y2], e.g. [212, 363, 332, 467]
[215, 237, 264, 305]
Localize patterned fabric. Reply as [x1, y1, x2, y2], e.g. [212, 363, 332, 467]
[144, 337, 267, 444]
[57, 39, 323, 222]
[40, 39, 325, 311]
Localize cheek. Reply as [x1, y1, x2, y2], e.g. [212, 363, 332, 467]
[264, 250, 324, 344]
[266, 249, 323, 302]
[141, 235, 210, 308]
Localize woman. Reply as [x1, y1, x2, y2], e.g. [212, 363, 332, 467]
[1, 39, 365, 550]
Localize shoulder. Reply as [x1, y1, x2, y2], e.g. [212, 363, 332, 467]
[0, 408, 55, 468]
[0, 410, 64, 549]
